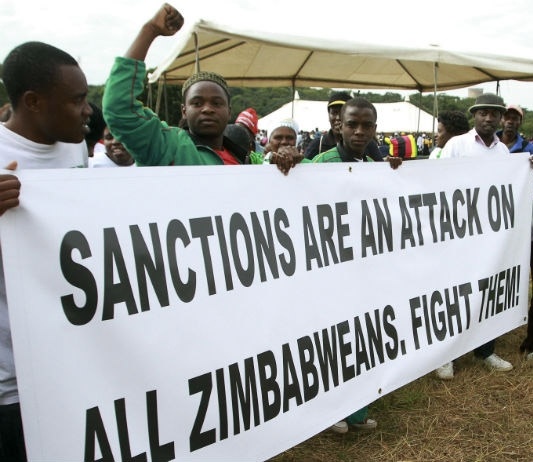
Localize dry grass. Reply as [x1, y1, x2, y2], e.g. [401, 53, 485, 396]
[269, 326, 533, 462]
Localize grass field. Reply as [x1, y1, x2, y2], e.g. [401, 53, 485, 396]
[269, 325, 533, 462]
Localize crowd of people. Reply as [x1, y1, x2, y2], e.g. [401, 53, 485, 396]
[1, 2, 533, 460]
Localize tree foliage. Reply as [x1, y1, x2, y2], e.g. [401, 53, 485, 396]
[3, 67, 533, 138]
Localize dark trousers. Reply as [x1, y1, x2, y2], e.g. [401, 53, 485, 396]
[0, 403, 27, 462]
[520, 242, 533, 352]
[473, 340, 495, 359]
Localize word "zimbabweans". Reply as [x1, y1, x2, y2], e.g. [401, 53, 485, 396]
[188, 306, 400, 451]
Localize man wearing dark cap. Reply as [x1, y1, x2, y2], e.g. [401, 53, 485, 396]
[436, 92, 513, 379]
[496, 104, 533, 154]
[304, 91, 352, 160]
[103, 4, 298, 173]
[495, 105, 533, 363]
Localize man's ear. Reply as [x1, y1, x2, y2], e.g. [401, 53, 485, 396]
[181, 103, 186, 118]
[21, 91, 42, 113]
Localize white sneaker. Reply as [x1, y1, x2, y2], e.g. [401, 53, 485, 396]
[330, 420, 348, 434]
[482, 353, 513, 371]
[435, 362, 454, 380]
[527, 352, 533, 361]
[350, 418, 378, 430]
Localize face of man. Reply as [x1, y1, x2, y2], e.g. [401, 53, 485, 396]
[473, 108, 502, 140]
[268, 126, 296, 152]
[328, 104, 344, 136]
[341, 105, 377, 157]
[182, 81, 231, 139]
[103, 127, 134, 166]
[501, 109, 521, 139]
[37, 64, 93, 144]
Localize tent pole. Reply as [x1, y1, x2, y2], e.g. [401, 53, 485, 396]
[291, 80, 296, 118]
[432, 62, 439, 138]
[417, 91, 422, 134]
[194, 32, 200, 73]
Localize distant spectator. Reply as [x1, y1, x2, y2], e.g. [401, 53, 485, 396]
[235, 107, 263, 153]
[304, 91, 351, 159]
[496, 105, 533, 360]
[496, 105, 533, 154]
[416, 133, 424, 153]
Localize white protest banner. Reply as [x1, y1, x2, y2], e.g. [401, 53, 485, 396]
[0, 154, 531, 461]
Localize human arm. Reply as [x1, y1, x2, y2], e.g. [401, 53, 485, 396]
[385, 156, 402, 169]
[269, 146, 306, 175]
[0, 161, 20, 216]
[125, 3, 184, 61]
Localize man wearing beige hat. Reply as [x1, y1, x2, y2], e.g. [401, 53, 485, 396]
[497, 104, 533, 154]
[436, 93, 514, 379]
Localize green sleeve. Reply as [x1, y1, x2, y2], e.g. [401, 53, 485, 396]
[102, 57, 201, 166]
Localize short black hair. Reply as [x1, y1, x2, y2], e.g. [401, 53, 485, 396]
[85, 103, 106, 144]
[341, 97, 378, 121]
[2, 41, 79, 109]
[438, 110, 470, 136]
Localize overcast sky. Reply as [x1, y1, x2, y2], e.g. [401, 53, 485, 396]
[2, 0, 533, 110]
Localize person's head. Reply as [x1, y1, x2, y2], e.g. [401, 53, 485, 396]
[85, 103, 106, 157]
[224, 123, 254, 156]
[327, 91, 352, 136]
[436, 110, 470, 148]
[268, 119, 299, 152]
[2, 41, 92, 144]
[501, 104, 524, 139]
[181, 71, 231, 143]
[340, 97, 377, 157]
[235, 107, 259, 138]
[102, 126, 135, 166]
[468, 93, 506, 140]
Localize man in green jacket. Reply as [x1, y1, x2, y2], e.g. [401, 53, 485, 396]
[313, 97, 401, 168]
[103, 3, 300, 173]
[313, 97, 400, 434]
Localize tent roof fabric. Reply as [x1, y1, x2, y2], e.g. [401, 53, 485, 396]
[149, 2, 533, 92]
[258, 100, 436, 134]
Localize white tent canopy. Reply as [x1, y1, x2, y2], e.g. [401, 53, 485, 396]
[150, 1, 533, 93]
[258, 100, 436, 135]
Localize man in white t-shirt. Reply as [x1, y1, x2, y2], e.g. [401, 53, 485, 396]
[0, 41, 92, 461]
[436, 93, 513, 380]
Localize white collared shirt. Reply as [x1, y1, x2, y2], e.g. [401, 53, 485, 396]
[439, 128, 509, 158]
